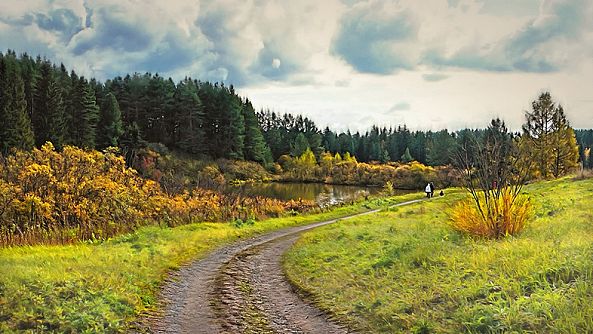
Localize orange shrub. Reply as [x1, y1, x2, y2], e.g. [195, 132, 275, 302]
[0, 144, 314, 246]
[449, 188, 533, 238]
[0, 143, 169, 245]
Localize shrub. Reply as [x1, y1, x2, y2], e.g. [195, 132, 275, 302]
[0, 144, 314, 246]
[383, 181, 395, 195]
[449, 188, 533, 238]
[0, 143, 165, 245]
[279, 151, 459, 189]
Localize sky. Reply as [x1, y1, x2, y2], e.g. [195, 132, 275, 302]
[1, 0, 592, 132]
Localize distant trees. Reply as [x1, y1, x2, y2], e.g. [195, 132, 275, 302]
[33, 60, 66, 148]
[290, 133, 310, 157]
[400, 147, 413, 163]
[575, 129, 593, 169]
[0, 51, 35, 153]
[242, 99, 272, 164]
[0, 50, 275, 165]
[0, 50, 589, 175]
[174, 78, 204, 155]
[97, 92, 124, 149]
[66, 75, 99, 148]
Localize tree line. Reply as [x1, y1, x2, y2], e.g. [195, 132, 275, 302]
[1, 50, 590, 170]
[258, 109, 466, 165]
[0, 50, 271, 166]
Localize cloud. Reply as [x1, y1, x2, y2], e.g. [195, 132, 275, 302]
[332, 1, 419, 74]
[387, 102, 411, 112]
[71, 7, 153, 55]
[272, 58, 281, 69]
[335, 79, 351, 87]
[503, 0, 589, 72]
[422, 73, 450, 82]
[190, 0, 344, 85]
[476, 0, 541, 16]
[428, 0, 593, 73]
[35, 8, 83, 42]
[249, 42, 302, 81]
[0, 0, 591, 85]
[332, 0, 593, 74]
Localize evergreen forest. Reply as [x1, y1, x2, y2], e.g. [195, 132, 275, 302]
[3, 50, 591, 169]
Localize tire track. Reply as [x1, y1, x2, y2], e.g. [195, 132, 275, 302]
[149, 198, 425, 333]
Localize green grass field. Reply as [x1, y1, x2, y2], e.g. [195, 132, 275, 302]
[0, 193, 424, 333]
[284, 178, 593, 333]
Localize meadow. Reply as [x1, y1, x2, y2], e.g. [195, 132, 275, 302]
[0, 193, 422, 333]
[284, 177, 593, 333]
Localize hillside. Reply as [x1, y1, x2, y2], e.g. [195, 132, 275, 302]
[284, 177, 593, 333]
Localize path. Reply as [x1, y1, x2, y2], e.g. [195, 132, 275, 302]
[149, 198, 425, 333]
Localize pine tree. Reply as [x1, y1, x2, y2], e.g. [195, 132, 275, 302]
[175, 78, 204, 155]
[550, 108, 579, 177]
[401, 147, 413, 163]
[226, 86, 245, 159]
[322, 127, 338, 153]
[66, 76, 99, 148]
[522, 92, 579, 178]
[242, 99, 271, 164]
[0, 53, 35, 153]
[120, 121, 146, 166]
[19, 53, 38, 122]
[291, 133, 309, 157]
[427, 130, 455, 165]
[32, 61, 65, 148]
[97, 92, 124, 149]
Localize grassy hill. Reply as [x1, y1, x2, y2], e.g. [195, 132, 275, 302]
[284, 177, 593, 333]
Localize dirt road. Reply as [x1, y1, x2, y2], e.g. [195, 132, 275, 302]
[150, 199, 424, 333]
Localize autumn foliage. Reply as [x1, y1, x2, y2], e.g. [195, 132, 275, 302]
[449, 189, 532, 238]
[0, 144, 314, 246]
[278, 150, 460, 189]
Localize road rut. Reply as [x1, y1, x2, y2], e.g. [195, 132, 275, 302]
[150, 199, 424, 333]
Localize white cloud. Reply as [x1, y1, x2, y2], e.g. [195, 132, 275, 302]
[0, 0, 592, 130]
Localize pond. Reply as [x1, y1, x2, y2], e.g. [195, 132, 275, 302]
[227, 182, 413, 207]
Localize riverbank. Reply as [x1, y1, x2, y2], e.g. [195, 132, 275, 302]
[283, 177, 593, 333]
[0, 193, 423, 332]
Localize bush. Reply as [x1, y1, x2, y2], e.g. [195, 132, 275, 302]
[449, 188, 533, 238]
[279, 151, 460, 189]
[0, 143, 165, 245]
[0, 144, 315, 246]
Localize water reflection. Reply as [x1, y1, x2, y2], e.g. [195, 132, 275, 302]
[226, 182, 412, 207]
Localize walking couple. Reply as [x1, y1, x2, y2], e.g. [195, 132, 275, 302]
[425, 182, 435, 198]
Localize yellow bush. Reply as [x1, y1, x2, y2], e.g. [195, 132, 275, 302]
[0, 143, 168, 245]
[449, 188, 533, 238]
[278, 151, 459, 189]
[0, 143, 315, 246]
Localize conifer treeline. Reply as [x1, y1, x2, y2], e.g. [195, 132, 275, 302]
[1, 50, 591, 168]
[0, 50, 272, 165]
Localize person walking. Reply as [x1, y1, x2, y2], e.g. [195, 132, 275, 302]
[425, 183, 432, 198]
[429, 182, 435, 198]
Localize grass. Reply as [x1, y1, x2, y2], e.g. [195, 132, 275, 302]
[0, 192, 424, 333]
[284, 177, 593, 333]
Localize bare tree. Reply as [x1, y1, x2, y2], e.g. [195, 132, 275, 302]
[454, 119, 533, 237]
